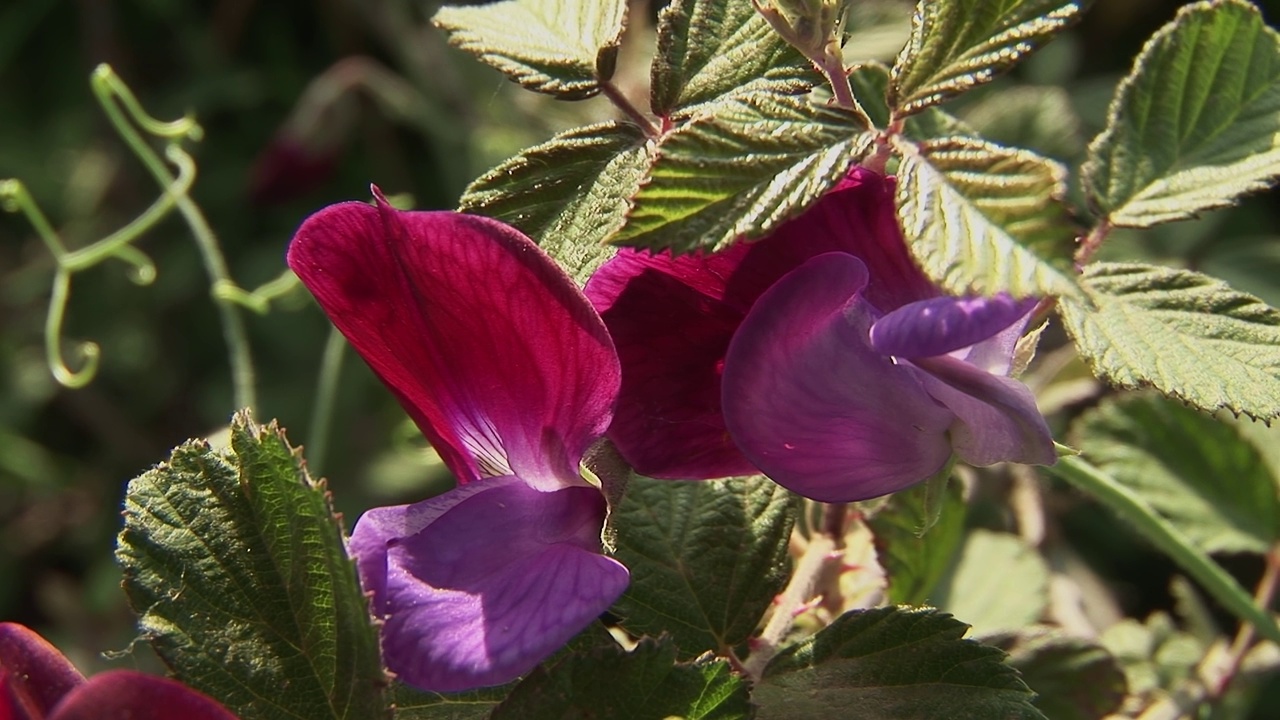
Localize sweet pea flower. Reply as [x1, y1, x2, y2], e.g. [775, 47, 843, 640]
[585, 167, 1055, 502]
[287, 190, 629, 692]
[0, 622, 237, 720]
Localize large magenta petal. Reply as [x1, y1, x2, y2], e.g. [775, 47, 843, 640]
[50, 671, 238, 720]
[289, 196, 619, 489]
[722, 254, 956, 502]
[348, 478, 628, 692]
[912, 355, 1057, 467]
[869, 294, 1036, 360]
[0, 623, 85, 719]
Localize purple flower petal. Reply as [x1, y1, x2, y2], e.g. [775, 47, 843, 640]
[0, 623, 85, 719]
[49, 671, 238, 720]
[869, 294, 1037, 360]
[289, 195, 619, 490]
[349, 477, 628, 692]
[912, 355, 1057, 467]
[722, 254, 956, 502]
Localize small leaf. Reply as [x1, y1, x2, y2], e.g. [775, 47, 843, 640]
[1099, 614, 1203, 699]
[459, 121, 652, 284]
[933, 530, 1050, 635]
[757, 607, 1044, 720]
[895, 137, 1081, 298]
[1059, 262, 1280, 420]
[888, 0, 1087, 116]
[985, 627, 1127, 720]
[390, 685, 510, 720]
[848, 62, 979, 139]
[651, 0, 814, 116]
[433, 0, 628, 98]
[615, 89, 873, 253]
[1083, 0, 1280, 227]
[867, 478, 967, 606]
[491, 637, 750, 720]
[1072, 392, 1279, 554]
[116, 412, 386, 720]
[612, 475, 799, 657]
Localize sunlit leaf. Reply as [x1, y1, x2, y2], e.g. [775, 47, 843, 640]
[895, 137, 1081, 298]
[1083, 0, 1280, 227]
[756, 607, 1043, 720]
[888, 0, 1087, 116]
[433, 0, 628, 98]
[849, 62, 978, 139]
[117, 412, 386, 720]
[933, 530, 1050, 635]
[1059, 262, 1280, 420]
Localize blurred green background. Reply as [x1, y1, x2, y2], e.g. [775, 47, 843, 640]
[1, 0, 1277, 705]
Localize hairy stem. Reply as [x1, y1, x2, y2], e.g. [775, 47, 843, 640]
[600, 80, 661, 138]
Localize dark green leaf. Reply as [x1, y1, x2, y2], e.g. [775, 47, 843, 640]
[433, 0, 628, 98]
[458, 121, 652, 284]
[612, 475, 798, 658]
[1083, 0, 1280, 227]
[757, 607, 1043, 720]
[985, 627, 1127, 720]
[390, 685, 510, 720]
[895, 137, 1081, 298]
[1059, 262, 1280, 420]
[1072, 392, 1279, 554]
[848, 62, 978, 139]
[651, 0, 814, 116]
[615, 89, 873, 253]
[491, 637, 750, 720]
[116, 411, 386, 720]
[867, 479, 966, 606]
[888, 0, 1087, 116]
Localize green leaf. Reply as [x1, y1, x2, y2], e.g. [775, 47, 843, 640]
[888, 0, 1087, 116]
[116, 411, 386, 720]
[848, 62, 979, 139]
[491, 637, 750, 720]
[1083, 0, 1280, 227]
[458, 121, 652, 284]
[432, 0, 628, 98]
[651, 0, 814, 116]
[1099, 614, 1203, 698]
[1072, 392, 1279, 554]
[390, 685, 510, 720]
[933, 530, 1049, 635]
[756, 607, 1044, 720]
[959, 85, 1085, 160]
[612, 475, 798, 657]
[867, 478, 967, 606]
[895, 137, 1081, 298]
[1059, 262, 1280, 420]
[615, 89, 873, 253]
[985, 627, 1127, 720]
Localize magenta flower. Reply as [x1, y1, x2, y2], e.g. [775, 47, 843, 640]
[288, 191, 629, 692]
[0, 622, 237, 720]
[586, 168, 1055, 502]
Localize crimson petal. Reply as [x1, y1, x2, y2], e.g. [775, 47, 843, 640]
[289, 196, 619, 489]
[722, 254, 955, 502]
[50, 671, 238, 720]
[348, 478, 628, 692]
[0, 623, 85, 720]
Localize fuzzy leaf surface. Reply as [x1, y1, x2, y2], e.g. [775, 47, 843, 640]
[1083, 0, 1280, 227]
[895, 137, 1080, 298]
[985, 627, 1127, 720]
[651, 0, 813, 115]
[433, 0, 627, 98]
[756, 607, 1043, 720]
[1059, 262, 1280, 420]
[491, 638, 750, 719]
[849, 62, 978, 140]
[868, 479, 967, 606]
[889, 0, 1087, 116]
[612, 475, 798, 657]
[459, 121, 652, 284]
[116, 412, 386, 720]
[1073, 392, 1279, 554]
[616, 90, 873, 253]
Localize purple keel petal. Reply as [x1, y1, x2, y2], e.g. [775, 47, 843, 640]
[289, 196, 619, 489]
[0, 623, 85, 719]
[869, 294, 1036, 360]
[913, 355, 1057, 467]
[50, 671, 238, 720]
[349, 478, 628, 692]
[722, 254, 956, 502]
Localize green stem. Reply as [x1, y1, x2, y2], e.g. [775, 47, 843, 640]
[45, 269, 100, 388]
[1045, 455, 1280, 646]
[305, 326, 347, 475]
[214, 270, 300, 315]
